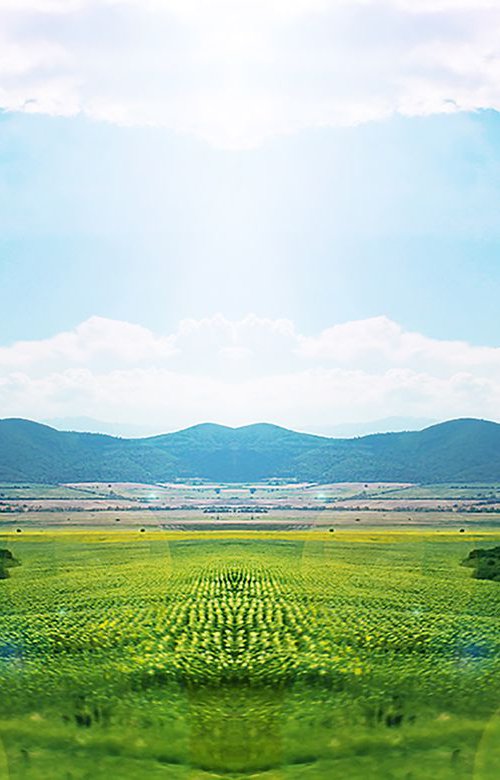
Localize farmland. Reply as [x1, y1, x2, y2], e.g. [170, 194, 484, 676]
[1, 528, 500, 778]
[4, 480, 500, 516]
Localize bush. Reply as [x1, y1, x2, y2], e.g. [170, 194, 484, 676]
[0, 548, 20, 579]
[462, 546, 500, 582]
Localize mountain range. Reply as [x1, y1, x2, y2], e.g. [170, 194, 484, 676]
[0, 417, 500, 484]
[42, 415, 436, 439]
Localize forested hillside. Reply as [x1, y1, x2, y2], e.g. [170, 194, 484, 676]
[0, 417, 499, 483]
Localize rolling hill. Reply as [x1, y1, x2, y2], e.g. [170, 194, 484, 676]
[0, 417, 500, 484]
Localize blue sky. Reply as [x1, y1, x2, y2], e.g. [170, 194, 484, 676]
[0, 0, 500, 433]
[1, 110, 499, 346]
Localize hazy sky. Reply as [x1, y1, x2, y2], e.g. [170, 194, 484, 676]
[1, 0, 500, 433]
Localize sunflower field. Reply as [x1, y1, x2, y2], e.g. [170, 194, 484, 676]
[0, 529, 499, 778]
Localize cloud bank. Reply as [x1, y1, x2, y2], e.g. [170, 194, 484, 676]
[1, 314, 499, 433]
[0, 0, 500, 145]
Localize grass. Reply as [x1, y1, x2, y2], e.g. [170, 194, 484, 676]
[1, 529, 500, 778]
[0, 483, 112, 500]
[373, 483, 500, 500]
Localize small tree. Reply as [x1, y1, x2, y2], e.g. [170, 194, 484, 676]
[0, 549, 20, 580]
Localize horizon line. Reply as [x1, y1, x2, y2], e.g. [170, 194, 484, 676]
[0, 415, 494, 442]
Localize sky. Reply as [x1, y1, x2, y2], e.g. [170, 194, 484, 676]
[1, 0, 500, 435]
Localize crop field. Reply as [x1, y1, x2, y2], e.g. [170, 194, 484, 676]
[1, 529, 500, 778]
[55, 481, 500, 502]
[4, 481, 500, 515]
[2, 507, 500, 533]
[0, 484, 111, 500]
[374, 484, 500, 500]
[1, 481, 411, 512]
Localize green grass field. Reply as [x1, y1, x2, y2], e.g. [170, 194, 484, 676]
[1, 529, 500, 778]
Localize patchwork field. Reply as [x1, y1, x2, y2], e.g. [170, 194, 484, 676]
[3, 480, 500, 515]
[1, 529, 500, 778]
[2, 508, 500, 533]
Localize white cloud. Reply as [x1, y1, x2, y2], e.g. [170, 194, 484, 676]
[297, 316, 500, 376]
[0, 0, 499, 146]
[1, 314, 500, 432]
[0, 1, 82, 9]
[0, 316, 177, 373]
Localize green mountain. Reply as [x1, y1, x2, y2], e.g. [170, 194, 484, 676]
[0, 417, 500, 483]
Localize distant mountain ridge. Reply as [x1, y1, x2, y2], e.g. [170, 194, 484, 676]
[313, 416, 437, 437]
[43, 415, 436, 439]
[0, 417, 499, 483]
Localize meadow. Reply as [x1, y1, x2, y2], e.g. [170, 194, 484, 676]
[0, 528, 500, 778]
